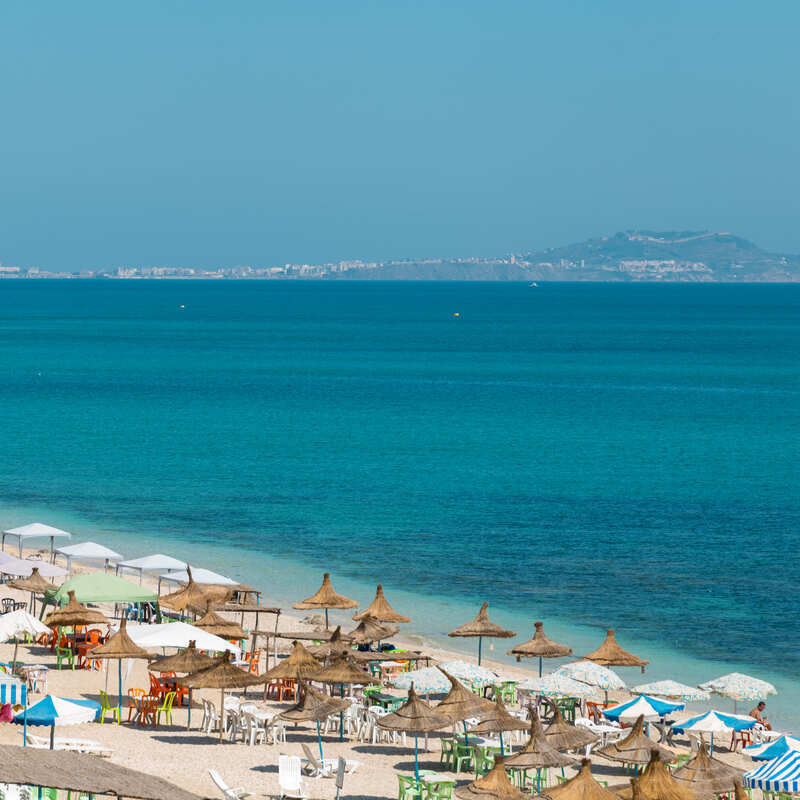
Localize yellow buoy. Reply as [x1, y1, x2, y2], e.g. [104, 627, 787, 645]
[453, 312, 460, 317]
[179, 305, 185, 309]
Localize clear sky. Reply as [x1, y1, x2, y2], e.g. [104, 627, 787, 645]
[2, 1, 799, 270]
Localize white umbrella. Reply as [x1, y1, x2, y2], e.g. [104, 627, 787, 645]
[671, 709, 756, 756]
[632, 679, 710, 702]
[0, 610, 52, 670]
[517, 673, 596, 699]
[699, 673, 777, 712]
[555, 660, 624, 701]
[391, 667, 451, 695]
[602, 694, 683, 722]
[122, 621, 240, 656]
[439, 661, 498, 687]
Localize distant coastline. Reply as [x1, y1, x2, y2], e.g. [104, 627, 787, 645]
[2, 229, 799, 282]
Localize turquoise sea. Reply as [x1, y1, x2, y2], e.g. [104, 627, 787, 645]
[0, 281, 798, 727]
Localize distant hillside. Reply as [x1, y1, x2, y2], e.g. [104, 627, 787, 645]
[330, 231, 800, 282]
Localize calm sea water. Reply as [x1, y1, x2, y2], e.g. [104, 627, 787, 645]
[0, 281, 798, 723]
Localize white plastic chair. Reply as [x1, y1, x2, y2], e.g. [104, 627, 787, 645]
[279, 755, 307, 799]
[208, 768, 250, 799]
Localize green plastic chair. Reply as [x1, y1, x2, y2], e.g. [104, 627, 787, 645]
[426, 779, 455, 800]
[156, 690, 176, 726]
[28, 789, 58, 799]
[452, 741, 474, 773]
[440, 737, 455, 769]
[474, 746, 495, 778]
[99, 689, 120, 724]
[398, 775, 422, 800]
[56, 641, 75, 671]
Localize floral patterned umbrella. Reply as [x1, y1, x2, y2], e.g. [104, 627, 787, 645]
[699, 673, 776, 711]
[440, 660, 499, 687]
[517, 673, 596, 699]
[632, 679, 710, 703]
[391, 666, 451, 695]
[556, 661, 624, 690]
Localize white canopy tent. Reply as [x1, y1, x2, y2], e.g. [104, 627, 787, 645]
[2, 524, 72, 558]
[116, 554, 186, 585]
[158, 567, 237, 594]
[122, 621, 240, 656]
[0, 553, 68, 578]
[54, 542, 123, 574]
[0, 609, 52, 670]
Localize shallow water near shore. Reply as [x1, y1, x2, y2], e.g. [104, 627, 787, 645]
[0, 280, 798, 728]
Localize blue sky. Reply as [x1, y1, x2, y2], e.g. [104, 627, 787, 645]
[2, 1, 798, 270]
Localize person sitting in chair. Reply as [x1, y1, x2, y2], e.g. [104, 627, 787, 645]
[749, 701, 772, 730]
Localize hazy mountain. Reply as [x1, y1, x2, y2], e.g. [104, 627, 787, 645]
[331, 231, 800, 282]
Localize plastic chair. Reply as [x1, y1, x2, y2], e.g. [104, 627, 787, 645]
[99, 690, 120, 725]
[474, 746, 495, 778]
[56, 637, 75, 670]
[427, 779, 455, 800]
[452, 741, 474, 773]
[398, 776, 422, 800]
[148, 672, 169, 699]
[156, 691, 176, 726]
[439, 737, 455, 769]
[208, 769, 250, 799]
[127, 688, 146, 721]
[136, 695, 158, 727]
[279, 754, 307, 800]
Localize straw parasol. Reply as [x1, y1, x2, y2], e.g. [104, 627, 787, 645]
[8, 567, 56, 615]
[347, 614, 399, 646]
[377, 684, 450, 780]
[436, 667, 495, 725]
[149, 641, 215, 730]
[612, 751, 696, 800]
[90, 618, 151, 723]
[455, 756, 528, 800]
[468, 696, 529, 756]
[670, 743, 744, 800]
[595, 715, 674, 765]
[277, 682, 350, 760]
[584, 630, 649, 673]
[538, 759, 621, 800]
[159, 566, 213, 613]
[310, 654, 375, 742]
[44, 590, 108, 628]
[179, 654, 267, 742]
[449, 602, 516, 666]
[508, 622, 573, 676]
[504, 709, 576, 794]
[544, 705, 598, 751]
[262, 640, 321, 681]
[192, 606, 247, 641]
[292, 573, 358, 629]
[353, 583, 411, 623]
[306, 625, 353, 659]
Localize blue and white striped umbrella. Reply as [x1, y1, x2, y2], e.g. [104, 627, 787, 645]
[390, 667, 451, 695]
[555, 660, 624, 691]
[699, 673, 777, 703]
[744, 750, 800, 793]
[671, 710, 756, 735]
[632, 680, 710, 703]
[517, 673, 596, 699]
[745, 736, 800, 761]
[602, 694, 683, 721]
[439, 661, 498, 687]
[13, 696, 99, 727]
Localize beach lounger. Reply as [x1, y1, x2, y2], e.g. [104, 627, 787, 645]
[208, 768, 250, 799]
[300, 743, 359, 778]
[279, 755, 307, 799]
[25, 734, 112, 757]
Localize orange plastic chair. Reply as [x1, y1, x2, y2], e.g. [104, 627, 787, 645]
[136, 695, 159, 727]
[149, 672, 169, 700]
[247, 649, 262, 674]
[127, 688, 146, 721]
[279, 679, 297, 702]
[86, 629, 102, 644]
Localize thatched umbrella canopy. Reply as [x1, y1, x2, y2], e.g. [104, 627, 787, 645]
[89, 618, 151, 722]
[455, 757, 528, 800]
[612, 751, 696, 800]
[544, 705, 598, 752]
[292, 573, 358, 628]
[595, 715, 673, 765]
[584, 630, 649, 673]
[44, 590, 108, 628]
[508, 622, 573, 676]
[277, 682, 350, 761]
[353, 583, 411, 623]
[306, 625, 353, 659]
[448, 602, 516, 665]
[8, 567, 57, 615]
[436, 667, 495, 724]
[505, 709, 576, 773]
[159, 566, 212, 613]
[377, 684, 451, 780]
[262, 640, 321, 681]
[179, 654, 267, 742]
[0, 744, 206, 800]
[192, 607, 247, 641]
[311, 655, 374, 686]
[538, 760, 621, 800]
[468, 696, 529, 756]
[347, 614, 399, 646]
[670, 743, 743, 800]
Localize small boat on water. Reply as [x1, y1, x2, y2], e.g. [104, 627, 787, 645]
[529, 282, 538, 287]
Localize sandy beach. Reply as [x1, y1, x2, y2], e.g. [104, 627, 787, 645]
[0, 547, 765, 800]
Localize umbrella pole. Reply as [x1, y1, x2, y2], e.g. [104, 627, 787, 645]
[500, 733, 505, 756]
[463, 720, 469, 746]
[118, 660, 123, 724]
[11, 640, 19, 673]
[23, 697, 27, 746]
[414, 733, 420, 781]
[477, 637, 482, 666]
[711, 732, 714, 758]
[340, 683, 344, 742]
[539, 656, 543, 678]
[188, 689, 192, 730]
[325, 608, 329, 630]
[49, 725, 55, 750]
[317, 719, 324, 760]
